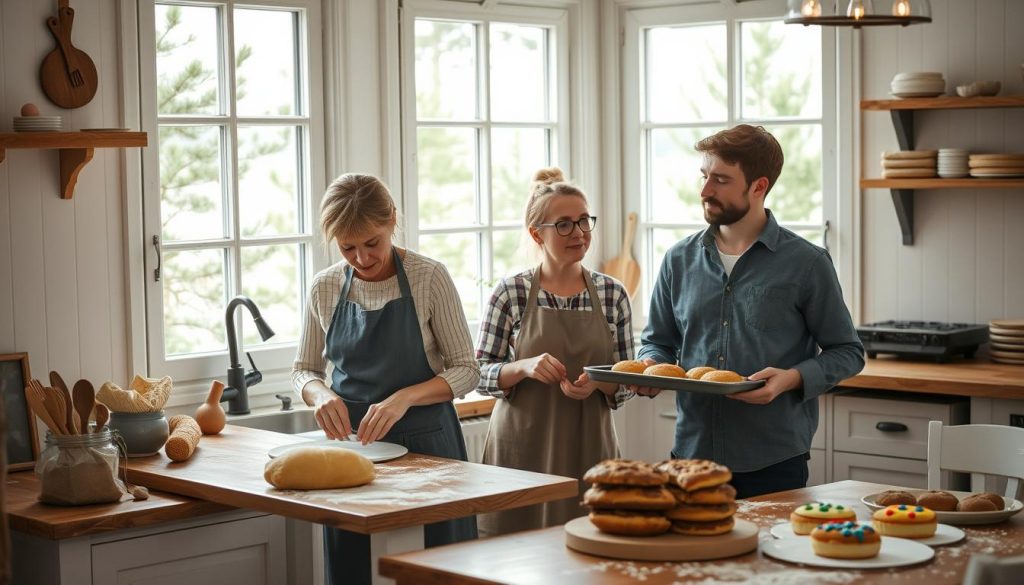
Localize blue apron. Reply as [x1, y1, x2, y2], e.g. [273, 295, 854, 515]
[322, 248, 477, 585]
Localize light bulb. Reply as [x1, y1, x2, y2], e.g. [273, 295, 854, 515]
[893, 0, 911, 16]
[801, 0, 822, 17]
[847, 0, 867, 19]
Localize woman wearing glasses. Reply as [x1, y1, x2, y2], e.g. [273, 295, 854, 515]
[475, 167, 635, 536]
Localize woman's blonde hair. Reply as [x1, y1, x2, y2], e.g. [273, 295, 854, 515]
[320, 174, 398, 246]
[524, 167, 588, 229]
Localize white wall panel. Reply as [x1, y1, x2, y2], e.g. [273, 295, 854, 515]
[861, 0, 1024, 325]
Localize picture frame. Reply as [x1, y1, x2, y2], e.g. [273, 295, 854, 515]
[1, 353, 39, 471]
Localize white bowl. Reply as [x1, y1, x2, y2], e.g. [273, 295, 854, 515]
[956, 83, 980, 97]
[893, 71, 944, 81]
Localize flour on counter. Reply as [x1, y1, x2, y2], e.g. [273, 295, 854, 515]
[280, 459, 467, 506]
[576, 559, 858, 584]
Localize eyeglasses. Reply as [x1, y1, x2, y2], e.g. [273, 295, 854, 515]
[535, 216, 598, 236]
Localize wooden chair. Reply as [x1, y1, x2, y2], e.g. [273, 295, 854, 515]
[927, 421, 1024, 499]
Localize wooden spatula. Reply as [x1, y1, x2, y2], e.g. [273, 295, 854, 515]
[73, 379, 95, 433]
[600, 212, 641, 300]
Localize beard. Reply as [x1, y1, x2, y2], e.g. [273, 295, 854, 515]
[703, 196, 750, 226]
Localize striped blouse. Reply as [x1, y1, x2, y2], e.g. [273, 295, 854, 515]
[475, 268, 635, 408]
[291, 249, 480, 399]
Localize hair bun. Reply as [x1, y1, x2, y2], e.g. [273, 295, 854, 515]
[532, 167, 565, 185]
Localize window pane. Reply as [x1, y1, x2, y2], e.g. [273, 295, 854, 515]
[155, 4, 221, 115]
[415, 20, 477, 120]
[160, 125, 225, 241]
[240, 244, 301, 346]
[419, 233, 480, 322]
[490, 23, 547, 122]
[491, 128, 547, 224]
[163, 249, 226, 355]
[646, 24, 727, 123]
[764, 124, 822, 224]
[417, 127, 478, 228]
[492, 229, 523, 283]
[792, 229, 824, 247]
[741, 21, 821, 119]
[238, 126, 300, 237]
[649, 126, 724, 224]
[234, 9, 298, 117]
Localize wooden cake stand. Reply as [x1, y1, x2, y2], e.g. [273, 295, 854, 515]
[564, 517, 759, 561]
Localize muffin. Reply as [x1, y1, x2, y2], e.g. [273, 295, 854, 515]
[916, 489, 959, 512]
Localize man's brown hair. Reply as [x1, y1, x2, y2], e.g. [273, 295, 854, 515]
[695, 124, 784, 195]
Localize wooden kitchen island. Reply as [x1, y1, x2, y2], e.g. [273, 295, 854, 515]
[379, 480, 1024, 584]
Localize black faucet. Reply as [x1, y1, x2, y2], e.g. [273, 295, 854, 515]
[222, 295, 275, 415]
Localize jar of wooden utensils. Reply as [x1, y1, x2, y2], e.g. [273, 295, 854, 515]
[36, 428, 122, 505]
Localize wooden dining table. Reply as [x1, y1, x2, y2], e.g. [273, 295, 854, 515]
[379, 480, 1024, 584]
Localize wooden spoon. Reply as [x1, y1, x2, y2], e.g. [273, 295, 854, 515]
[50, 371, 78, 434]
[93, 403, 110, 433]
[73, 379, 95, 433]
[43, 386, 71, 435]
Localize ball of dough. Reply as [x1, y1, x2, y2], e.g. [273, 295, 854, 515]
[20, 103, 40, 117]
[611, 360, 647, 374]
[686, 366, 717, 380]
[264, 446, 375, 490]
[700, 370, 745, 383]
[643, 364, 687, 378]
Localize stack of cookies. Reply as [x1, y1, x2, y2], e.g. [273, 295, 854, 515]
[881, 150, 937, 178]
[582, 459, 675, 536]
[657, 459, 737, 536]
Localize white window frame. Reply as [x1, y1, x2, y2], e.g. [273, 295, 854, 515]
[136, 0, 328, 385]
[398, 0, 571, 328]
[620, 0, 853, 323]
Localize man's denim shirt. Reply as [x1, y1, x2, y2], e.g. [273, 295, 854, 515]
[638, 210, 865, 473]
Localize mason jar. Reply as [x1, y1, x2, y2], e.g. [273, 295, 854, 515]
[36, 428, 123, 505]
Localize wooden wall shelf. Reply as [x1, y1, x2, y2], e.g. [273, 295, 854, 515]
[0, 131, 148, 199]
[860, 95, 1024, 245]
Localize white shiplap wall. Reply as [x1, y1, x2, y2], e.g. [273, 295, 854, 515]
[860, 0, 1024, 324]
[0, 0, 133, 386]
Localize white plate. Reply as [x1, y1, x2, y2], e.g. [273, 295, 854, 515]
[267, 436, 409, 462]
[769, 521, 964, 546]
[761, 536, 934, 569]
[862, 490, 1024, 525]
[970, 172, 1024, 178]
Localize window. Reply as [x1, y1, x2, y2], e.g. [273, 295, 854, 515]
[139, 1, 325, 381]
[400, 2, 569, 324]
[622, 2, 838, 317]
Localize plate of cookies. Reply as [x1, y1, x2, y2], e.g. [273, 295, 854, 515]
[771, 500, 965, 546]
[585, 362, 765, 394]
[762, 521, 934, 569]
[566, 458, 759, 561]
[861, 488, 1023, 525]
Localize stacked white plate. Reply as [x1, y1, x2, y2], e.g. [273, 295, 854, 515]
[13, 116, 62, 132]
[937, 148, 969, 178]
[891, 72, 946, 98]
[968, 154, 1024, 178]
[882, 150, 937, 178]
[989, 320, 1024, 365]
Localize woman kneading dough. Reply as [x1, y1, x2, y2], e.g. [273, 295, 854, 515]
[291, 173, 479, 585]
[475, 167, 636, 535]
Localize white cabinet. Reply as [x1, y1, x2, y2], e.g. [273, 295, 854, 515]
[831, 391, 969, 490]
[12, 510, 286, 585]
[808, 449, 826, 486]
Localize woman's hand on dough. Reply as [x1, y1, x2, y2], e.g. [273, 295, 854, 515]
[312, 390, 352, 440]
[522, 353, 568, 384]
[356, 393, 412, 445]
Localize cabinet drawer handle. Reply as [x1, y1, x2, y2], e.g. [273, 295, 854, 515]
[659, 411, 677, 419]
[875, 421, 908, 433]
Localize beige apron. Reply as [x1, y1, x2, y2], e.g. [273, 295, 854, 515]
[479, 266, 619, 536]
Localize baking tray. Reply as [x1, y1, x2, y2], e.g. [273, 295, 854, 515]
[584, 365, 765, 395]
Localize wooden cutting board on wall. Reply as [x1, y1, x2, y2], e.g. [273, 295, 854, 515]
[40, 0, 98, 109]
[601, 212, 641, 299]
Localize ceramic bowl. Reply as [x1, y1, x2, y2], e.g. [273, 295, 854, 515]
[956, 83, 980, 97]
[108, 410, 169, 456]
[977, 80, 1001, 96]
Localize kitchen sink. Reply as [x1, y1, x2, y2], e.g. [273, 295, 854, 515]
[227, 408, 324, 436]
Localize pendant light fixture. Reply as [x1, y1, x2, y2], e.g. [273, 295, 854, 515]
[785, 0, 931, 27]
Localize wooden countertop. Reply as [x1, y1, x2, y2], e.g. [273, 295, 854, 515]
[379, 479, 1024, 584]
[5, 471, 232, 540]
[124, 424, 577, 534]
[843, 352, 1024, 399]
